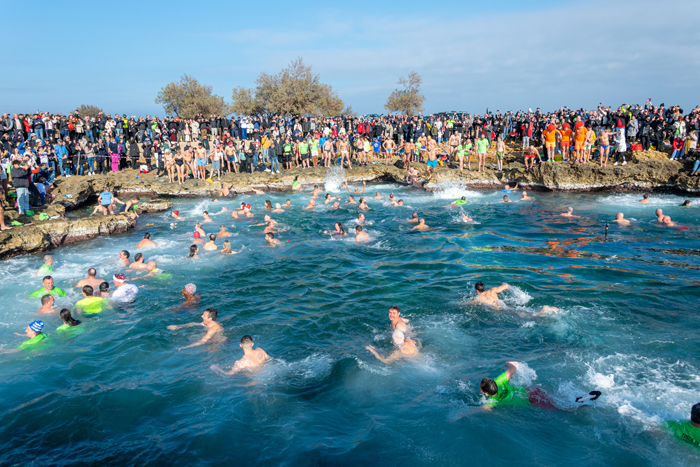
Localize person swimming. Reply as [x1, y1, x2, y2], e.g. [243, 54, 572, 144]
[38, 294, 56, 314]
[13, 320, 48, 351]
[388, 305, 409, 333]
[680, 200, 692, 207]
[614, 213, 631, 225]
[408, 212, 419, 223]
[473, 281, 558, 314]
[347, 195, 358, 205]
[365, 329, 419, 364]
[664, 402, 700, 449]
[326, 221, 346, 236]
[172, 210, 184, 220]
[129, 252, 149, 270]
[373, 192, 382, 199]
[640, 194, 650, 203]
[452, 196, 467, 206]
[211, 335, 270, 375]
[137, 232, 158, 249]
[168, 308, 224, 351]
[355, 225, 370, 242]
[561, 207, 578, 217]
[29, 276, 66, 299]
[266, 232, 282, 246]
[520, 191, 531, 201]
[56, 308, 82, 333]
[412, 218, 429, 231]
[35, 254, 54, 276]
[76, 285, 105, 315]
[188, 244, 199, 258]
[75, 268, 104, 289]
[272, 203, 285, 213]
[303, 199, 316, 210]
[129, 261, 160, 280]
[358, 198, 369, 210]
[502, 195, 511, 203]
[203, 234, 218, 251]
[324, 194, 340, 204]
[119, 250, 130, 266]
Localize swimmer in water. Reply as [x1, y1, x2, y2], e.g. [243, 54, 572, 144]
[195, 223, 206, 237]
[220, 183, 233, 197]
[655, 208, 664, 223]
[480, 361, 601, 410]
[171, 210, 184, 220]
[266, 232, 282, 246]
[356, 213, 368, 225]
[412, 218, 429, 231]
[75, 268, 104, 289]
[502, 195, 511, 203]
[664, 402, 700, 449]
[303, 199, 316, 210]
[462, 213, 473, 222]
[171, 283, 201, 311]
[202, 211, 213, 223]
[408, 212, 419, 223]
[344, 180, 366, 193]
[355, 225, 370, 242]
[38, 294, 56, 314]
[331, 202, 341, 210]
[312, 185, 322, 196]
[347, 195, 358, 205]
[358, 198, 369, 210]
[640, 193, 650, 203]
[325, 221, 346, 236]
[662, 215, 676, 227]
[137, 232, 158, 249]
[324, 193, 340, 204]
[188, 245, 199, 258]
[272, 203, 285, 213]
[203, 234, 218, 251]
[561, 207, 577, 217]
[249, 185, 265, 195]
[680, 200, 692, 207]
[391, 199, 404, 207]
[211, 335, 270, 375]
[613, 213, 631, 225]
[451, 196, 467, 207]
[365, 329, 419, 364]
[35, 255, 54, 276]
[388, 305, 409, 333]
[519, 191, 531, 201]
[193, 231, 203, 244]
[373, 192, 382, 199]
[119, 250, 130, 266]
[263, 221, 276, 234]
[503, 181, 519, 191]
[97, 281, 110, 298]
[129, 253, 148, 270]
[168, 308, 224, 351]
[284, 200, 292, 207]
[4, 320, 47, 353]
[473, 282, 558, 313]
[129, 261, 159, 280]
[218, 225, 231, 237]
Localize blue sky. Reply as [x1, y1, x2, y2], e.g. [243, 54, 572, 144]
[4, 0, 699, 116]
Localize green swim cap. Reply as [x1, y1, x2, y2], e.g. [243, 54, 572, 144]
[26, 210, 35, 216]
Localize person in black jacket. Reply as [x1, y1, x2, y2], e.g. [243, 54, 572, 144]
[128, 138, 140, 169]
[10, 159, 30, 214]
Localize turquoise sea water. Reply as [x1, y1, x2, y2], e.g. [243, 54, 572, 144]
[1, 174, 699, 466]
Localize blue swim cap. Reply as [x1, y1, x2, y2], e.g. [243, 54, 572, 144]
[29, 320, 44, 333]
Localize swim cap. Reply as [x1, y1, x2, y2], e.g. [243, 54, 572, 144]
[246, 204, 251, 210]
[392, 329, 405, 345]
[113, 273, 126, 283]
[194, 231, 200, 238]
[548, 124, 555, 131]
[173, 210, 179, 216]
[275, 203, 281, 208]
[29, 320, 44, 333]
[575, 121, 584, 128]
[563, 123, 570, 129]
[184, 283, 196, 294]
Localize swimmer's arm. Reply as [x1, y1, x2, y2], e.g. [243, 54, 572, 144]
[178, 327, 216, 350]
[504, 362, 518, 381]
[167, 322, 202, 330]
[222, 359, 247, 375]
[493, 283, 510, 294]
[112, 197, 125, 205]
[357, 182, 366, 193]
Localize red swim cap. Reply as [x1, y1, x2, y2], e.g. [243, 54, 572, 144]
[575, 121, 584, 128]
[194, 231, 200, 238]
[173, 210, 179, 216]
[246, 204, 251, 209]
[563, 123, 570, 129]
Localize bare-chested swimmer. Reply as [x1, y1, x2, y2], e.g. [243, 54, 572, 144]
[640, 193, 650, 203]
[202, 211, 213, 223]
[656, 208, 664, 223]
[168, 308, 224, 351]
[365, 329, 419, 364]
[519, 191, 531, 201]
[473, 282, 558, 314]
[210, 335, 270, 375]
[76, 268, 104, 289]
[249, 185, 265, 195]
[408, 212, 419, 223]
[218, 225, 231, 237]
[344, 181, 366, 193]
[388, 305, 409, 332]
[373, 192, 382, 200]
[170, 283, 201, 311]
[129, 261, 159, 280]
[324, 194, 340, 204]
[272, 203, 285, 213]
[137, 232, 158, 249]
[203, 234, 218, 251]
[129, 252, 149, 270]
[561, 207, 578, 217]
[614, 213, 631, 225]
[412, 218, 429, 231]
[266, 232, 282, 246]
[355, 225, 370, 242]
[347, 195, 358, 205]
[303, 199, 316, 210]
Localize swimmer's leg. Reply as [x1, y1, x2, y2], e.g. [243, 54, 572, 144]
[538, 306, 559, 315]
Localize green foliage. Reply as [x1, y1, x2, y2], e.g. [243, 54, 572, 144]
[155, 74, 229, 118]
[384, 72, 425, 116]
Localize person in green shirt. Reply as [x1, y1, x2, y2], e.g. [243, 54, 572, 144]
[35, 255, 54, 276]
[16, 320, 48, 350]
[29, 276, 67, 299]
[56, 308, 84, 334]
[665, 403, 700, 449]
[298, 140, 310, 169]
[480, 361, 601, 410]
[75, 285, 104, 315]
[476, 133, 490, 173]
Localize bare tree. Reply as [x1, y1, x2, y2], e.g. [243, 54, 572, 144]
[384, 72, 425, 116]
[72, 105, 103, 119]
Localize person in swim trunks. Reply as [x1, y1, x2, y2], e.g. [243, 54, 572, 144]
[598, 129, 617, 167]
[495, 137, 505, 171]
[211, 334, 270, 375]
[523, 145, 540, 171]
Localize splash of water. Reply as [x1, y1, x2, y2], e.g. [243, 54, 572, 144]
[324, 166, 346, 192]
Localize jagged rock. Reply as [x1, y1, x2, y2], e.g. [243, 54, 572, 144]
[0, 214, 136, 260]
[138, 199, 174, 213]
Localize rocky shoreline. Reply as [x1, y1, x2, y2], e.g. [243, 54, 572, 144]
[1, 149, 697, 260]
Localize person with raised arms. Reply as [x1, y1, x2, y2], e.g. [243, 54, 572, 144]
[211, 335, 271, 375]
[168, 308, 224, 351]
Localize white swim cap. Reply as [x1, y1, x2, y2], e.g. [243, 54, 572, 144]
[392, 329, 405, 345]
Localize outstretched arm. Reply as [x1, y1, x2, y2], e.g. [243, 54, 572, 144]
[365, 345, 400, 364]
[504, 361, 518, 381]
[493, 283, 510, 294]
[357, 181, 366, 193]
[167, 322, 202, 331]
[178, 326, 217, 350]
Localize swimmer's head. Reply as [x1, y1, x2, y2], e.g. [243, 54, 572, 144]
[113, 273, 126, 284]
[120, 250, 130, 259]
[692, 403, 700, 424]
[358, 213, 365, 221]
[397, 200, 404, 205]
[43, 255, 54, 265]
[184, 283, 196, 295]
[480, 378, 498, 396]
[203, 308, 217, 321]
[189, 245, 198, 257]
[240, 335, 253, 349]
[266, 233, 275, 240]
[42, 276, 54, 287]
[412, 212, 418, 219]
[82, 285, 94, 297]
[28, 320, 44, 335]
[60, 308, 80, 326]
[99, 282, 109, 292]
[146, 261, 156, 271]
[41, 294, 55, 306]
[172, 210, 179, 217]
[209, 234, 216, 241]
[522, 191, 527, 196]
[388, 305, 400, 320]
[475, 282, 486, 293]
[134, 253, 143, 262]
[265, 200, 272, 209]
[332, 202, 340, 208]
[643, 194, 649, 199]
[275, 203, 281, 209]
[567, 207, 573, 213]
[655, 208, 663, 216]
[264, 215, 271, 221]
[503, 196, 509, 202]
[87, 268, 97, 277]
[616, 213, 624, 219]
[325, 194, 331, 200]
[419, 218, 425, 224]
[194, 231, 200, 239]
[203, 211, 209, 217]
[392, 329, 405, 345]
[143, 233, 151, 239]
[461, 196, 466, 201]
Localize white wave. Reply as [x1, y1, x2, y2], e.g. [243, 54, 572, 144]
[324, 166, 346, 192]
[511, 361, 538, 387]
[503, 286, 533, 306]
[430, 181, 485, 200]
